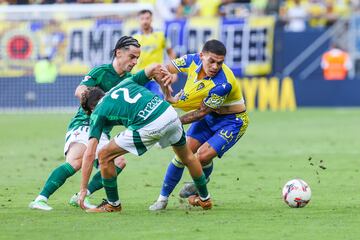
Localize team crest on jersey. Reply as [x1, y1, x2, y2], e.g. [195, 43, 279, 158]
[173, 56, 187, 67]
[196, 82, 205, 91]
[204, 93, 226, 108]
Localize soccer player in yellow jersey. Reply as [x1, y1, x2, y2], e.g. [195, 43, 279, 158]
[149, 39, 249, 210]
[132, 9, 176, 98]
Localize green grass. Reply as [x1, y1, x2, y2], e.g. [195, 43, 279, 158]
[0, 108, 360, 240]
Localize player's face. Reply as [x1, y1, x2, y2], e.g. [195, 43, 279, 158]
[200, 51, 225, 77]
[139, 13, 152, 31]
[116, 45, 141, 72]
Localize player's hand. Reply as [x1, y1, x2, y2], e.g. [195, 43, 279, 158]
[165, 89, 184, 104]
[159, 66, 174, 87]
[78, 189, 87, 210]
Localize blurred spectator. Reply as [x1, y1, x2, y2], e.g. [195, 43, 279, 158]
[155, 0, 180, 20]
[351, 0, 360, 12]
[280, 0, 308, 32]
[265, 0, 280, 15]
[115, 0, 137, 2]
[138, 0, 156, 4]
[218, 0, 251, 17]
[176, 0, 199, 18]
[321, 44, 352, 80]
[16, 0, 29, 4]
[324, 0, 350, 26]
[307, 0, 327, 28]
[251, 0, 268, 16]
[197, 0, 221, 17]
[132, 9, 176, 97]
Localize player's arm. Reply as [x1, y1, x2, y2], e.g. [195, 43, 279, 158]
[181, 83, 232, 124]
[75, 72, 99, 99]
[78, 114, 104, 209]
[79, 137, 98, 209]
[166, 48, 176, 60]
[161, 54, 194, 86]
[180, 102, 212, 125]
[75, 85, 88, 99]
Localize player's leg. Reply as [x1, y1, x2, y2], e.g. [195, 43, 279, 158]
[171, 143, 211, 210]
[179, 140, 217, 198]
[29, 142, 84, 211]
[87, 137, 130, 213]
[150, 109, 212, 210]
[69, 133, 127, 209]
[86, 155, 126, 195]
[180, 112, 250, 198]
[151, 120, 211, 209]
[70, 157, 126, 209]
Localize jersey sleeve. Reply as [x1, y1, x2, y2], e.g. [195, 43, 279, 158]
[79, 68, 100, 87]
[203, 83, 232, 109]
[171, 54, 196, 73]
[80, 75, 97, 87]
[131, 70, 150, 86]
[89, 114, 106, 140]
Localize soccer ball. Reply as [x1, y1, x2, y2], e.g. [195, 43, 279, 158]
[282, 178, 311, 208]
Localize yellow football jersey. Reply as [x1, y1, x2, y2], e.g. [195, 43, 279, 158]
[132, 30, 170, 72]
[171, 54, 244, 112]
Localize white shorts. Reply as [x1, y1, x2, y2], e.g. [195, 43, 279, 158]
[114, 107, 185, 156]
[64, 126, 110, 157]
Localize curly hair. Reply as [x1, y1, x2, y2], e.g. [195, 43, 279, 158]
[80, 87, 105, 116]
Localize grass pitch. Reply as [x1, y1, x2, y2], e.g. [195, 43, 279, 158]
[0, 108, 359, 240]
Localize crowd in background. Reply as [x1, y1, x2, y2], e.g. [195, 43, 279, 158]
[0, 0, 359, 32]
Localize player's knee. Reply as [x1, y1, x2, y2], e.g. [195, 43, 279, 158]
[98, 149, 111, 166]
[66, 157, 82, 171]
[196, 149, 213, 166]
[114, 156, 126, 169]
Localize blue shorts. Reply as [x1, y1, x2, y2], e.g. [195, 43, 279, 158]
[187, 111, 249, 158]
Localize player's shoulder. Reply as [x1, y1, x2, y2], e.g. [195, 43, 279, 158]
[88, 64, 112, 76]
[152, 29, 165, 36]
[132, 31, 142, 38]
[213, 64, 236, 84]
[182, 53, 201, 64]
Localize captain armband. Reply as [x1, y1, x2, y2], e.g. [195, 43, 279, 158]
[204, 93, 226, 109]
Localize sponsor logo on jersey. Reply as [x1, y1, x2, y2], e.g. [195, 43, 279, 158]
[137, 96, 163, 120]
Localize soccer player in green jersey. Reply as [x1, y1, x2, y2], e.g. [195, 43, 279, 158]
[78, 65, 212, 212]
[29, 36, 142, 211]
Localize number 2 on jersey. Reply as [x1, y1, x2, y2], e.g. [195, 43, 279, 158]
[111, 88, 142, 103]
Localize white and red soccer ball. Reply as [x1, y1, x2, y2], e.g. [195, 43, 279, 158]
[282, 179, 311, 208]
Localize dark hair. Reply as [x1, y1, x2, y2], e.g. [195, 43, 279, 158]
[202, 39, 227, 56]
[112, 36, 141, 58]
[138, 9, 152, 16]
[80, 87, 105, 116]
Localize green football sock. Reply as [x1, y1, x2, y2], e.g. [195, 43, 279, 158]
[40, 162, 76, 198]
[193, 173, 209, 200]
[88, 166, 123, 194]
[102, 176, 119, 203]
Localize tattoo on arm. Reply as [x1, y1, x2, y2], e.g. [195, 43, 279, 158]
[180, 105, 212, 125]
